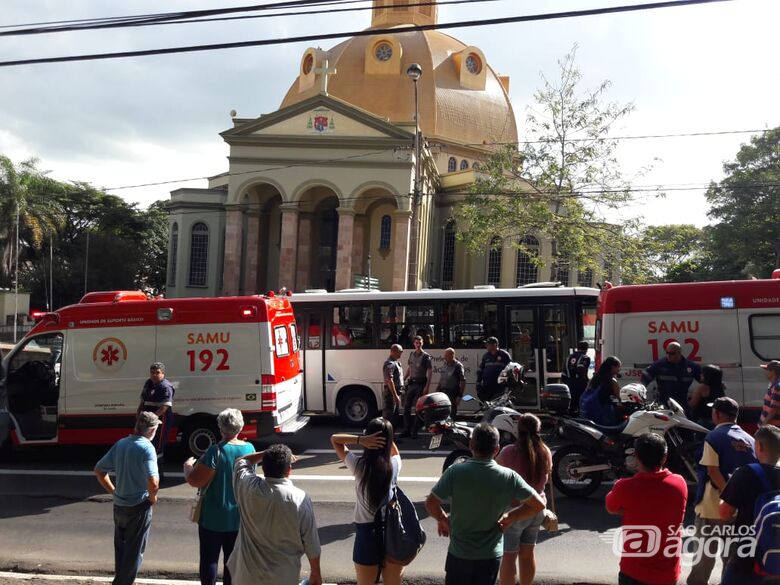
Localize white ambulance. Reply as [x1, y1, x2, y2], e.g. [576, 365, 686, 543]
[597, 273, 780, 425]
[0, 290, 307, 456]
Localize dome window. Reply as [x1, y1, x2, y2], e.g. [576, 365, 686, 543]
[302, 53, 314, 75]
[374, 42, 393, 62]
[465, 54, 482, 75]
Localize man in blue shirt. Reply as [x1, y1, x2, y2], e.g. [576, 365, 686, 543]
[137, 362, 174, 456]
[641, 342, 701, 412]
[95, 411, 161, 585]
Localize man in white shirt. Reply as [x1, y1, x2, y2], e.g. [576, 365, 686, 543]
[227, 444, 322, 585]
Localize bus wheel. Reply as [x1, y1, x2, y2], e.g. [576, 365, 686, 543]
[338, 388, 376, 427]
[184, 419, 219, 458]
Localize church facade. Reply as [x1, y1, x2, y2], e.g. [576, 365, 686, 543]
[165, 0, 607, 298]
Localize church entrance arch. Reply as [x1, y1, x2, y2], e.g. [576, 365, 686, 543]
[296, 186, 341, 292]
[353, 187, 401, 291]
[240, 184, 282, 294]
[315, 199, 339, 291]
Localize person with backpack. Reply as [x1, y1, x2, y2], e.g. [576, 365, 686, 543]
[330, 418, 405, 585]
[495, 413, 552, 585]
[580, 356, 621, 425]
[719, 424, 780, 584]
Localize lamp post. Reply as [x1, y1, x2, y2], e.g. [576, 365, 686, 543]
[406, 62, 422, 291]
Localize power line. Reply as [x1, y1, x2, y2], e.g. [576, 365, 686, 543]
[0, 0, 735, 68]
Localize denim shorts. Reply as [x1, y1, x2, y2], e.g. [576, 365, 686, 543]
[353, 522, 381, 566]
[503, 509, 545, 552]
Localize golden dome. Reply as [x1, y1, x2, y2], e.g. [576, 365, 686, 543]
[280, 3, 517, 148]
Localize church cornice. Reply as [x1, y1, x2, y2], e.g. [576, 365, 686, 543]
[221, 93, 415, 141]
[227, 155, 411, 169]
[223, 135, 414, 149]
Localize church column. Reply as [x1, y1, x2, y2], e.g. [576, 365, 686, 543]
[392, 210, 412, 291]
[352, 215, 366, 278]
[295, 213, 313, 291]
[242, 211, 261, 294]
[335, 209, 355, 291]
[278, 205, 300, 289]
[222, 207, 243, 296]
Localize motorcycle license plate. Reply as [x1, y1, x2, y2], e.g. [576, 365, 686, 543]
[429, 434, 442, 449]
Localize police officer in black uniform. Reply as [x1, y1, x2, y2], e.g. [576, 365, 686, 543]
[641, 342, 701, 414]
[476, 337, 512, 402]
[564, 341, 591, 415]
[137, 362, 174, 457]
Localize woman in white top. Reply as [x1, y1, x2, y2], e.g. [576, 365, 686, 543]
[331, 417, 403, 585]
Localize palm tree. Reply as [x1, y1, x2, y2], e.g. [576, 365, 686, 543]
[0, 155, 64, 289]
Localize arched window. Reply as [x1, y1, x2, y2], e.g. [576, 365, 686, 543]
[448, 157, 457, 172]
[379, 215, 392, 250]
[460, 159, 469, 170]
[577, 267, 594, 287]
[551, 252, 571, 286]
[487, 236, 502, 285]
[168, 223, 178, 286]
[441, 221, 456, 289]
[515, 235, 539, 286]
[188, 222, 209, 286]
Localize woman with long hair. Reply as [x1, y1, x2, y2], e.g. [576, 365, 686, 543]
[183, 409, 255, 585]
[331, 418, 403, 585]
[496, 413, 552, 585]
[689, 364, 726, 427]
[579, 356, 622, 425]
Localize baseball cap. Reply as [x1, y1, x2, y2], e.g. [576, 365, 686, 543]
[485, 336, 499, 345]
[708, 396, 739, 417]
[136, 411, 161, 431]
[760, 360, 780, 375]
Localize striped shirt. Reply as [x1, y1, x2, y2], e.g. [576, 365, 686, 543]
[760, 380, 780, 425]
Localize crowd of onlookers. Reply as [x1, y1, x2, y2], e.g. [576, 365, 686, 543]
[90, 354, 780, 585]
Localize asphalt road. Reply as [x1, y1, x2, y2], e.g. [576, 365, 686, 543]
[0, 417, 719, 585]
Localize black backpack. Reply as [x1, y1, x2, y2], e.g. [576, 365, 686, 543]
[373, 485, 426, 581]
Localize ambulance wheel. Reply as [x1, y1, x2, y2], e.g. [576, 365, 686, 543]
[337, 388, 376, 427]
[184, 419, 219, 458]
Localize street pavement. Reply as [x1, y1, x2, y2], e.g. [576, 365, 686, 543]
[0, 417, 720, 584]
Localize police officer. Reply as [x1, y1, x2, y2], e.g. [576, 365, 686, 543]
[564, 341, 591, 415]
[137, 362, 175, 457]
[476, 336, 512, 402]
[437, 348, 466, 417]
[641, 342, 701, 413]
[401, 335, 433, 438]
[382, 344, 404, 422]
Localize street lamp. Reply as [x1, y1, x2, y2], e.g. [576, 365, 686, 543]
[406, 63, 423, 291]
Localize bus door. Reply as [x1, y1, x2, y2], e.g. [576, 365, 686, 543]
[298, 310, 326, 411]
[506, 304, 573, 407]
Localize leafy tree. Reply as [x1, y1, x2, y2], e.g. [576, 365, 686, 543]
[703, 127, 780, 279]
[0, 156, 64, 288]
[638, 224, 705, 282]
[453, 46, 646, 278]
[135, 200, 170, 295]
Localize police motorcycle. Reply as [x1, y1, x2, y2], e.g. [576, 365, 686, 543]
[551, 383, 708, 498]
[417, 363, 571, 472]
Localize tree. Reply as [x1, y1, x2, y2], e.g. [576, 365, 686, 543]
[453, 46, 646, 278]
[135, 200, 170, 295]
[638, 224, 705, 282]
[703, 127, 780, 279]
[0, 156, 64, 289]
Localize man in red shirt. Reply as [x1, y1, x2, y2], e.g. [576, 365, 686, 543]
[606, 433, 688, 585]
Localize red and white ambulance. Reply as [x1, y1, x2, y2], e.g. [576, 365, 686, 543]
[0, 291, 307, 456]
[597, 272, 780, 423]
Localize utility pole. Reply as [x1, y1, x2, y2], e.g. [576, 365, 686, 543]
[406, 63, 423, 292]
[83, 230, 90, 296]
[13, 202, 19, 343]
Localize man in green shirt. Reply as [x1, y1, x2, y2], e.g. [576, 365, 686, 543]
[425, 423, 545, 585]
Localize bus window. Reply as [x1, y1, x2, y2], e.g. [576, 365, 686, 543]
[331, 304, 374, 348]
[445, 302, 499, 348]
[378, 304, 438, 349]
[543, 306, 571, 374]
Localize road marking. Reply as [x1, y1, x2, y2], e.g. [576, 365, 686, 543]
[0, 572, 336, 584]
[0, 469, 439, 482]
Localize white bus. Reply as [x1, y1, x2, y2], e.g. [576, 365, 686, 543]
[291, 285, 599, 425]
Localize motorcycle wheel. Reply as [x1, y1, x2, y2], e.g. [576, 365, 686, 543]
[443, 449, 471, 472]
[552, 444, 604, 498]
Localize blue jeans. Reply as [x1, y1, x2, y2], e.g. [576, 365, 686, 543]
[444, 553, 500, 585]
[198, 525, 238, 585]
[112, 500, 153, 585]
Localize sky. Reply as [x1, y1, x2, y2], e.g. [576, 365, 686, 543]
[1, 0, 778, 228]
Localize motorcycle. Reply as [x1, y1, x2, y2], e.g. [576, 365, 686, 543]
[416, 390, 521, 472]
[551, 384, 708, 498]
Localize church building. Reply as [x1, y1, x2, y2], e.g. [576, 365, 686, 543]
[165, 0, 602, 297]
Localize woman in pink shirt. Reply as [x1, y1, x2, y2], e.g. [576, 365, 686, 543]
[496, 414, 552, 585]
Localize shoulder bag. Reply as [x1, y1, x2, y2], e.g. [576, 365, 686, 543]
[189, 443, 222, 523]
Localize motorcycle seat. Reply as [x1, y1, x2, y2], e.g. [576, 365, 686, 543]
[574, 418, 628, 436]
